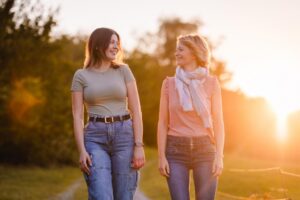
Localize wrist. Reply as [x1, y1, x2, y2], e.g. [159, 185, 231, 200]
[134, 141, 144, 148]
[79, 147, 86, 154]
[216, 153, 224, 159]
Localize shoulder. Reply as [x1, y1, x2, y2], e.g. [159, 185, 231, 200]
[73, 68, 85, 77]
[205, 75, 219, 86]
[206, 75, 217, 82]
[163, 76, 175, 83]
[118, 64, 131, 71]
[206, 75, 221, 93]
[162, 76, 175, 89]
[117, 64, 134, 75]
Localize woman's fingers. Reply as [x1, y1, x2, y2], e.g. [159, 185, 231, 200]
[159, 165, 169, 177]
[212, 162, 216, 174]
[166, 163, 170, 176]
[212, 165, 223, 177]
[132, 158, 145, 169]
[87, 155, 93, 167]
[79, 156, 92, 175]
[81, 161, 90, 175]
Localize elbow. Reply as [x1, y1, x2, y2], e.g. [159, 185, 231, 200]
[130, 108, 142, 119]
[157, 121, 168, 134]
[72, 112, 83, 122]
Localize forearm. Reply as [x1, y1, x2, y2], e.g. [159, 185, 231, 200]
[214, 123, 225, 159]
[157, 124, 168, 159]
[73, 117, 85, 154]
[132, 109, 143, 144]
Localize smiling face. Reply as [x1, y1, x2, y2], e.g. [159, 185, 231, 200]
[175, 41, 196, 68]
[105, 34, 119, 61]
[84, 28, 124, 68]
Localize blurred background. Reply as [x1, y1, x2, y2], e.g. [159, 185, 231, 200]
[0, 0, 299, 199]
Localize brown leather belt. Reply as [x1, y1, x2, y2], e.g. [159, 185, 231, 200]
[89, 114, 131, 123]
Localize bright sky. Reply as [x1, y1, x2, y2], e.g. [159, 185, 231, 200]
[43, 0, 300, 117]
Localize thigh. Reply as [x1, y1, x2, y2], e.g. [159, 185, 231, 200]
[112, 119, 137, 200]
[167, 162, 190, 200]
[193, 161, 218, 200]
[84, 141, 113, 200]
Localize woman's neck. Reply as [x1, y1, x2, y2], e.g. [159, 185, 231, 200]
[181, 63, 198, 72]
[91, 61, 111, 72]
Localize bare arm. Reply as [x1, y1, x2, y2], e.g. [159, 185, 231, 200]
[72, 91, 91, 174]
[127, 80, 145, 169]
[127, 80, 143, 145]
[211, 77, 225, 159]
[157, 79, 169, 159]
[211, 77, 225, 176]
[72, 92, 85, 154]
[157, 79, 170, 176]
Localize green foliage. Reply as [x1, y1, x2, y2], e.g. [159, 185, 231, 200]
[0, 0, 85, 165]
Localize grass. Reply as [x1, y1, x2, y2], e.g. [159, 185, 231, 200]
[0, 148, 299, 200]
[0, 165, 82, 200]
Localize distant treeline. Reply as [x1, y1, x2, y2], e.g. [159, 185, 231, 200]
[0, 0, 299, 165]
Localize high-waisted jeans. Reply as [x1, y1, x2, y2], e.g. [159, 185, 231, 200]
[166, 135, 218, 200]
[83, 117, 138, 200]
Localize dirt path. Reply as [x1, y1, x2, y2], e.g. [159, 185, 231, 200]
[50, 178, 83, 200]
[134, 187, 149, 200]
[51, 178, 149, 200]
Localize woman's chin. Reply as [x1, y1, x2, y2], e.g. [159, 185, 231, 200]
[107, 56, 116, 61]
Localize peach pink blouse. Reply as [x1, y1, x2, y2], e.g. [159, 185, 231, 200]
[159, 76, 224, 142]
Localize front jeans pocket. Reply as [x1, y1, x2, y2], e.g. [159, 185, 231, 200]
[200, 142, 217, 153]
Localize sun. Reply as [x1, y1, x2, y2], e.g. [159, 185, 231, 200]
[272, 107, 288, 141]
[267, 98, 298, 142]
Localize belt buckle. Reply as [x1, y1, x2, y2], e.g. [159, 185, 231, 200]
[104, 116, 114, 123]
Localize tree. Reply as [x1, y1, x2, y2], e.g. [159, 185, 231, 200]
[0, 0, 85, 165]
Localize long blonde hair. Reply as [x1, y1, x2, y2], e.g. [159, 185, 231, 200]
[177, 34, 211, 68]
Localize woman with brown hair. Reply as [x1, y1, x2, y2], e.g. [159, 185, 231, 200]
[71, 27, 145, 200]
[157, 34, 225, 200]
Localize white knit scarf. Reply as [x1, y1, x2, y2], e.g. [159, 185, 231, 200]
[175, 66, 212, 128]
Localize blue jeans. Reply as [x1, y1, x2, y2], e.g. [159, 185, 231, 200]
[166, 135, 218, 200]
[83, 117, 138, 200]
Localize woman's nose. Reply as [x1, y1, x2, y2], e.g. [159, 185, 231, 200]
[113, 42, 118, 49]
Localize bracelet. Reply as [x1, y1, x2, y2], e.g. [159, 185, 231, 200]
[134, 142, 144, 147]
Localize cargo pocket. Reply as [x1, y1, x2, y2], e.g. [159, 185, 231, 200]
[127, 170, 138, 191]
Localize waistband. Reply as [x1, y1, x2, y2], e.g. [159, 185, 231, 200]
[167, 135, 212, 145]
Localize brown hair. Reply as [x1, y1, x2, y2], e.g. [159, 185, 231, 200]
[177, 34, 211, 68]
[84, 27, 124, 68]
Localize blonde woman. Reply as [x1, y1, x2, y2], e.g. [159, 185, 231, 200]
[71, 28, 145, 200]
[157, 34, 225, 200]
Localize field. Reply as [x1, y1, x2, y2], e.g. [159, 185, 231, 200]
[0, 148, 299, 200]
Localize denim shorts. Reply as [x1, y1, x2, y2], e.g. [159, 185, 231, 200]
[83, 116, 138, 200]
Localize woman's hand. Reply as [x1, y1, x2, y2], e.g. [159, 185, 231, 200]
[212, 155, 223, 177]
[79, 151, 92, 175]
[158, 156, 170, 177]
[132, 146, 146, 169]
